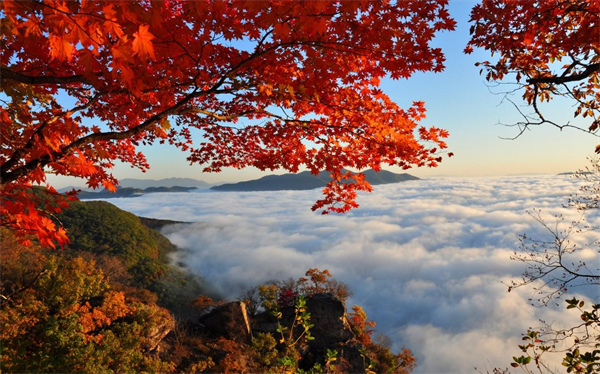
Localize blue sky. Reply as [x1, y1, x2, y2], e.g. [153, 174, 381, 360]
[48, 1, 597, 188]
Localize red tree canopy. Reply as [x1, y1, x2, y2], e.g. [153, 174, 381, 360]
[466, 0, 600, 148]
[1, 0, 455, 247]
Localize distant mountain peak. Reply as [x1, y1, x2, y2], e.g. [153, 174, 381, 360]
[211, 169, 419, 192]
[75, 186, 198, 199]
[119, 177, 212, 189]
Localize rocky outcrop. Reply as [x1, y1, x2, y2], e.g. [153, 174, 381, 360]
[198, 301, 252, 342]
[200, 293, 367, 372]
[299, 294, 366, 373]
[142, 304, 176, 353]
[305, 293, 354, 344]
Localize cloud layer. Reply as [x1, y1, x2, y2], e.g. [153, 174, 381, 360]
[102, 175, 599, 373]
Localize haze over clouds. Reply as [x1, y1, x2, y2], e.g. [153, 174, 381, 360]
[102, 175, 599, 373]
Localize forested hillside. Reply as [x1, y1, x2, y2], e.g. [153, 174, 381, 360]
[56, 201, 208, 317]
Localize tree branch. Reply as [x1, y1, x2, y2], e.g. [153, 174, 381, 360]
[1, 68, 92, 85]
[1, 93, 103, 175]
[527, 63, 600, 85]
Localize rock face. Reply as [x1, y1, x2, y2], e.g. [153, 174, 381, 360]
[198, 301, 252, 343]
[143, 304, 176, 353]
[200, 293, 367, 372]
[305, 293, 354, 344]
[300, 294, 365, 373]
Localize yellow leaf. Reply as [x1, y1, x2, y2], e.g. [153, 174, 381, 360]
[160, 118, 171, 131]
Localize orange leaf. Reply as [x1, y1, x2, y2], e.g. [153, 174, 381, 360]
[49, 34, 75, 61]
[523, 30, 535, 45]
[132, 24, 155, 59]
[24, 17, 43, 37]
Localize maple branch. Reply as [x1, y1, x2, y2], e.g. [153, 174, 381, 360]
[1, 36, 274, 184]
[531, 84, 546, 121]
[183, 108, 260, 121]
[261, 109, 384, 147]
[34, 0, 120, 32]
[483, 63, 599, 139]
[562, 83, 600, 117]
[1, 94, 103, 176]
[0, 27, 288, 184]
[1, 68, 92, 86]
[42, 3, 105, 48]
[1, 79, 228, 183]
[527, 63, 600, 85]
[497, 94, 597, 140]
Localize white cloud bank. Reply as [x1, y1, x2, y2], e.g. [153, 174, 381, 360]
[102, 175, 599, 373]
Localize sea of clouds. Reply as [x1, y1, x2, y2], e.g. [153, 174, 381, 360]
[101, 175, 599, 373]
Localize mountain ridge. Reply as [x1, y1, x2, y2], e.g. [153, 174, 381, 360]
[58, 178, 214, 193]
[119, 177, 213, 189]
[211, 169, 419, 191]
[76, 186, 198, 199]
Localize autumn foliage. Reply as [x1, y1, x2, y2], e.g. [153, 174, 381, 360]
[1, 0, 455, 248]
[0, 229, 175, 373]
[466, 0, 600, 148]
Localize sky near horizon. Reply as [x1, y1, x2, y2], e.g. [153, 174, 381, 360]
[47, 0, 598, 189]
